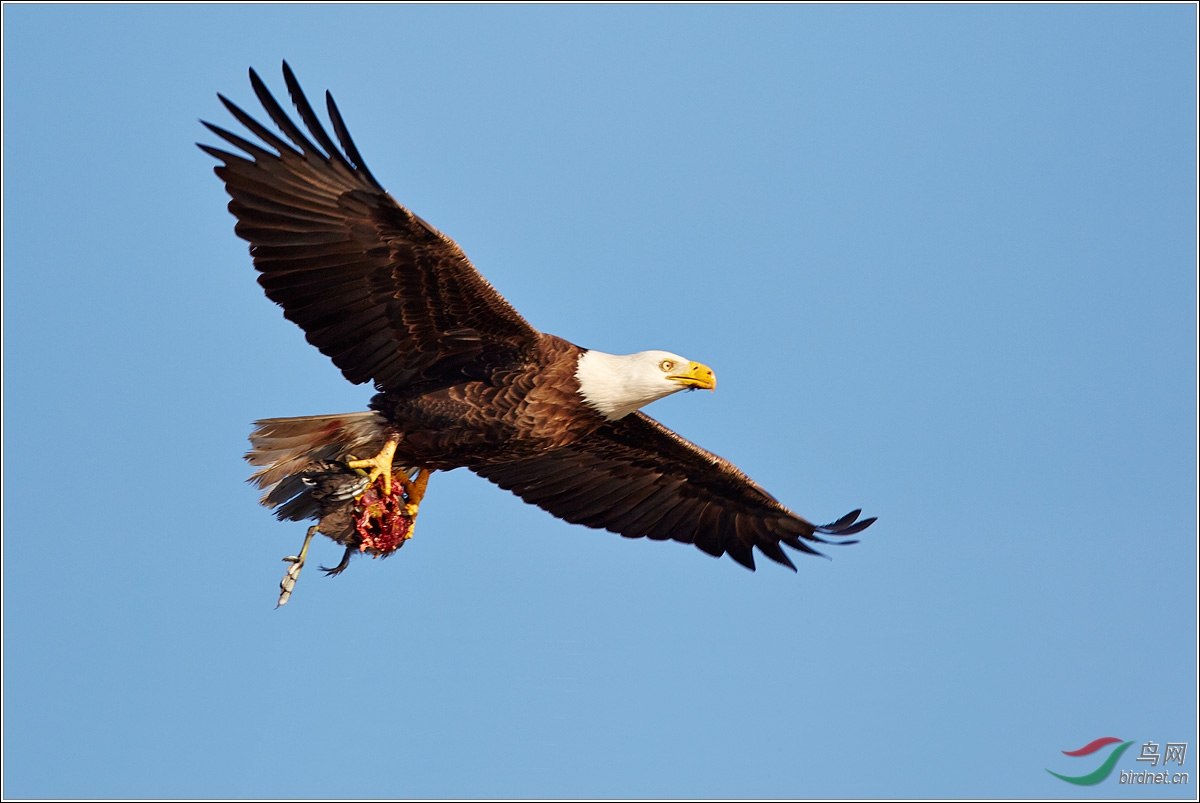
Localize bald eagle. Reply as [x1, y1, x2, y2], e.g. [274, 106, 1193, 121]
[201, 63, 875, 604]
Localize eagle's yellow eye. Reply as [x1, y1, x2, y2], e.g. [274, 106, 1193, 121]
[659, 360, 675, 372]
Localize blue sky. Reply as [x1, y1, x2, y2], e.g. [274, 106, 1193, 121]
[3, 4, 1196, 799]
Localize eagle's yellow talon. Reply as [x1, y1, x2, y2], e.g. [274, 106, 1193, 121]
[347, 438, 399, 495]
[397, 468, 432, 508]
[398, 468, 432, 535]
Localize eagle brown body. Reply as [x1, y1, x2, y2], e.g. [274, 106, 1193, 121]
[202, 62, 875, 587]
[374, 334, 597, 467]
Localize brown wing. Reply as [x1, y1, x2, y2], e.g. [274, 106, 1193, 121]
[200, 62, 539, 391]
[472, 412, 875, 571]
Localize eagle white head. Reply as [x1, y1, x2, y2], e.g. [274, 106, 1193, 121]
[575, 349, 716, 421]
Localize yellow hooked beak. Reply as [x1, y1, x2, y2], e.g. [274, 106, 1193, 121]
[668, 361, 716, 391]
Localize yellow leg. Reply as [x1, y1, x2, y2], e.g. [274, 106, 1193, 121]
[278, 525, 319, 608]
[397, 468, 432, 517]
[347, 438, 398, 495]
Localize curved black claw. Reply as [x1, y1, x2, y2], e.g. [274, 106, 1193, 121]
[320, 546, 354, 577]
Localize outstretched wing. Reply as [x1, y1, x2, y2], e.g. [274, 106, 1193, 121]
[200, 62, 539, 391]
[472, 412, 875, 571]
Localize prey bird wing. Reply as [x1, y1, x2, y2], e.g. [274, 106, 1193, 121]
[473, 412, 875, 572]
[200, 62, 539, 391]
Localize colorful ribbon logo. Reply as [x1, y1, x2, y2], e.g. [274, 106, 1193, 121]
[1046, 737, 1135, 785]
